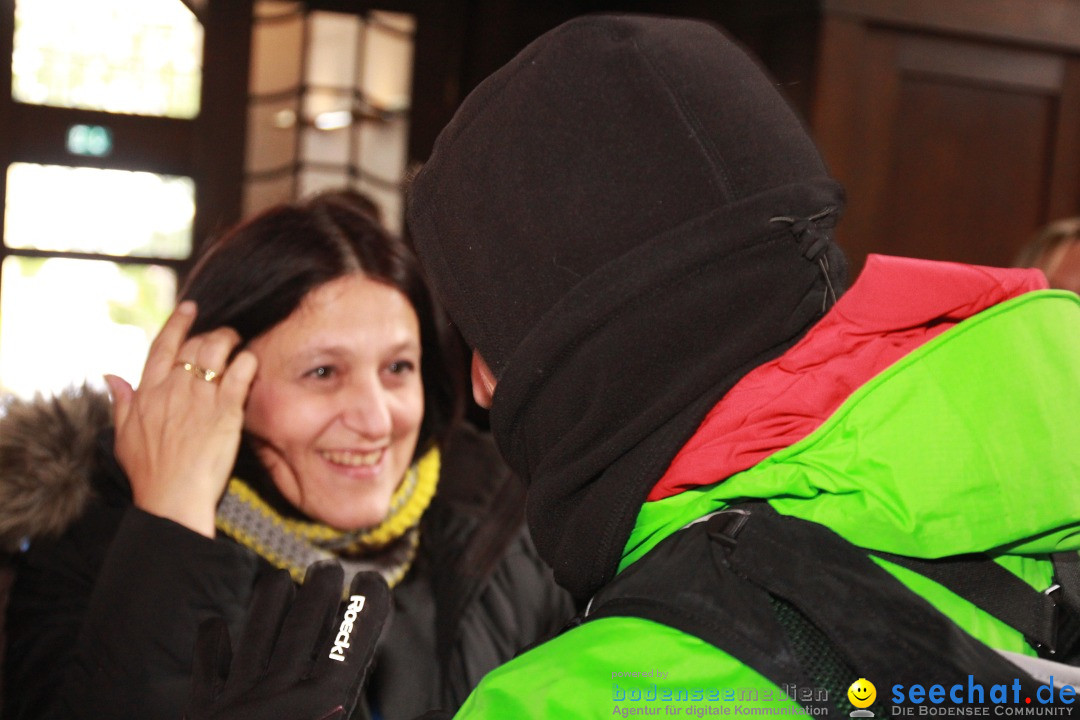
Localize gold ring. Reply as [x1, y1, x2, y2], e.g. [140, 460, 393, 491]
[176, 360, 220, 383]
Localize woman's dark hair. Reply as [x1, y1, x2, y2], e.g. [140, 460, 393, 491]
[179, 189, 463, 456]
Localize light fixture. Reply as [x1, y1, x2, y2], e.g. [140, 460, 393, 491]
[313, 110, 352, 130]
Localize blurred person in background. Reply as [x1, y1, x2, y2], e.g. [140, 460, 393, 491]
[1015, 216, 1080, 294]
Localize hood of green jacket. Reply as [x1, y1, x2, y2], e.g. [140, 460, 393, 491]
[624, 289, 1080, 571]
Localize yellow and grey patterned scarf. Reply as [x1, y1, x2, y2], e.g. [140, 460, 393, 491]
[216, 447, 440, 587]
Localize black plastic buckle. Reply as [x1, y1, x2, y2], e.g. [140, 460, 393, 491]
[1031, 583, 1063, 657]
[705, 508, 751, 548]
[1041, 583, 1080, 662]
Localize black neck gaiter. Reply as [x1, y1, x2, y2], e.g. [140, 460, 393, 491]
[407, 14, 849, 600]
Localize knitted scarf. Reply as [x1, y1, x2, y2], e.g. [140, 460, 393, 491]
[216, 446, 440, 587]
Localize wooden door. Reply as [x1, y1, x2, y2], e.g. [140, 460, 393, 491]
[813, 0, 1080, 274]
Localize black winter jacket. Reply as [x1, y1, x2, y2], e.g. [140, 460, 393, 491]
[0, 388, 573, 720]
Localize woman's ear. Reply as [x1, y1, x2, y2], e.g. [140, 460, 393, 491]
[470, 352, 497, 409]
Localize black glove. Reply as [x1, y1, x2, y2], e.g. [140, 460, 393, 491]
[184, 562, 390, 720]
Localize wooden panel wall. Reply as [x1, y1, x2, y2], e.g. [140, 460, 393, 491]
[813, 0, 1080, 273]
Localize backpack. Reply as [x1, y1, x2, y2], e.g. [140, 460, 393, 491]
[581, 502, 1080, 715]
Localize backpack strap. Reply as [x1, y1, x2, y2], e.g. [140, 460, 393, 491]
[586, 507, 836, 714]
[871, 550, 1080, 660]
[584, 502, 1050, 712]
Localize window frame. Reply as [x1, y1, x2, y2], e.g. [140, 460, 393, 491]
[0, 0, 253, 287]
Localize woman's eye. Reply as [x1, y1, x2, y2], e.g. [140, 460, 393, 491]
[387, 360, 416, 375]
[307, 366, 335, 379]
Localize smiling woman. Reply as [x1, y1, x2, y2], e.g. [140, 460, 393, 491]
[243, 274, 425, 534]
[0, 190, 574, 720]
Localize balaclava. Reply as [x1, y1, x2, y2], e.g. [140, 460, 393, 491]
[406, 14, 848, 601]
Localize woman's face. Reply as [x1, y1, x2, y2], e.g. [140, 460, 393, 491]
[244, 273, 424, 530]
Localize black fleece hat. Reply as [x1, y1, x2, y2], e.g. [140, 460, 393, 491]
[407, 14, 847, 600]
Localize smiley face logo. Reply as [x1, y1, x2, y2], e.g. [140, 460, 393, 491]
[848, 678, 876, 709]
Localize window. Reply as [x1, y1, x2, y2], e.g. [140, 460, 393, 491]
[1, 162, 191, 396]
[0, 0, 251, 398]
[12, 0, 203, 117]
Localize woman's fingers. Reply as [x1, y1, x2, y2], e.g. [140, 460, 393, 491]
[175, 327, 243, 389]
[103, 374, 134, 428]
[116, 309, 258, 538]
[142, 300, 198, 387]
[219, 350, 258, 412]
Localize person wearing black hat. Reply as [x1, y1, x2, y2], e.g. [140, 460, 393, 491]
[184, 13, 1080, 719]
[401, 12, 1080, 718]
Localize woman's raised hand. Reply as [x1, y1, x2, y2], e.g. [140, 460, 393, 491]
[104, 301, 258, 538]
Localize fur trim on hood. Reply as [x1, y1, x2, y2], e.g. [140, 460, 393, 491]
[0, 385, 112, 553]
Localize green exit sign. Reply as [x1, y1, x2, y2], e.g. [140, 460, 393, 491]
[66, 124, 113, 157]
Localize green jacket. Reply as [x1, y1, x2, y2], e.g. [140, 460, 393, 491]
[453, 284, 1080, 718]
